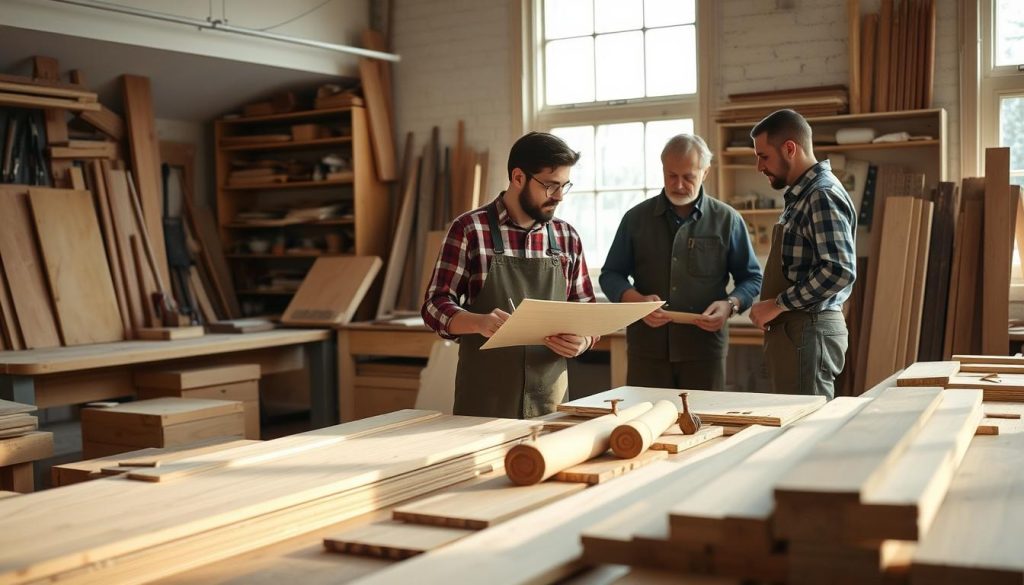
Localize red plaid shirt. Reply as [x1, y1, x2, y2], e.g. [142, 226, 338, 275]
[422, 195, 597, 339]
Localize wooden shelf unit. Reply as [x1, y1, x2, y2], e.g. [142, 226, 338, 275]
[215, 106, 389, 317]
[715, 108, 948, 255]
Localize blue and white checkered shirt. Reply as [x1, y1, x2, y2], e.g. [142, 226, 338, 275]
[776, 160, 857, 312]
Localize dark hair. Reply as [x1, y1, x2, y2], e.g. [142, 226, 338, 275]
[507, 132, 580, 180]
[750, 109, 813, 153]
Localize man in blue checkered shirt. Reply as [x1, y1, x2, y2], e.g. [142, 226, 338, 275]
[748, 109, 857, 399]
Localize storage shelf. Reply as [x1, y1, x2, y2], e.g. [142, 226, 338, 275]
[221, 106, 355, 124]
[721, 139, 940, 157]
[717, 108, 946, 129]
[221, 136, 353, 152]
[223, 178, 353, 191]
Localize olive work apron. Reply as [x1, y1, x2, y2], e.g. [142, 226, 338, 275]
[452, 203, 569, 418]
[760, 224, 847, 398]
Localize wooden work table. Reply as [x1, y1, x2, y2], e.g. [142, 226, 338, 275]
[0, 329, 339, 428]
[337, 321, 764, 422]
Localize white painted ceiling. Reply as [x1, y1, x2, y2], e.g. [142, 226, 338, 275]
[0, 25, 355, 121]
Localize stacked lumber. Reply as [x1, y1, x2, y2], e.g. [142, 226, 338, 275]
[0, 57, 233, 348]
[0, 410, 535, 584]
[852, 0, 937, 113]
[376, 123, 491, 319]
[0, 399, 38, 439]
[715, 85, 848, 123]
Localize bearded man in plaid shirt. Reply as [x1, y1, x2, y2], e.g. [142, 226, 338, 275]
[748, 109, 857, 399]
[421, 132, 597, 418]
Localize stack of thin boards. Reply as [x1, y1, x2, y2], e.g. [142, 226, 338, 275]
[0, 57, 239, 349]
[0, 410, 536, 584]
[0, 399, 37, 439]
[851, 0, 937, 114]
[715, 85, 848, 123]
[376, 123, 491, 318]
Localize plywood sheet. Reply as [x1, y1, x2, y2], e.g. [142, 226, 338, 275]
[558, 387, 825, 427]
[280, 256, 382, 326]
[0, 188, 61, 348]
[28, 188, 123, 345]
[481, 299, 662, 350]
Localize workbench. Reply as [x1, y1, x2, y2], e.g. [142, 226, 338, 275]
[337, 321, 764, 423]
[0, 329, 339, 428]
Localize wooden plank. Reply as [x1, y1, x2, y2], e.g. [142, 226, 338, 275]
[412, 130, 438, 305]
[0, 91, 98, 111]
[0, 265, 19, 351]
[0, 414, 533, 584]
[558, 387, 824, 427]
[905, 199, 933, 363]
[896, 361, 960, 386]
[393, 474, 586, 529]
[184, 199, 241, 319]
[951, 196, 985, 356]
[280, 256, 382, 326]
[860, 13, 877, 113]
[945, 373, 1024, 402]
[323, 520, 471, 560]
[0, 400, 36, 417]
[848, 389, 982, 542]
[126, 409, 443, 482]
[121, 74, 171, 289]
[905, 0, 920, 110]
[553, 450, 667, 485]
[82, 397, 244, 428]
[922, 0, 936, 107]
[649, 425, 724, 453]
[376, 133, 417, 318]
[0, 188, 62, 348]
[358, 58, 397, 182]
[49, 145, 117, 160]
[88, 161, 133, 339]
[0, 431, 53, 467]
[773, 387, 943, 541]
[894, 197, 923, 369]
[668, 397, 870, 551]
[920, 182, 958, 361]
[954, 354, 1024, 365]
[888, 0, 902, 112]
[874, 0, 893, 112]
[848, 0, 861, 114]
[136, 326, 205, 341]
[28, 188, 123, 345]
[863, 197, 916, 389]
[79, 105, 125, 141]
[983, 147, 1011, 355]
[104, 166, 147, 332]
[911, 427, 1024, 583]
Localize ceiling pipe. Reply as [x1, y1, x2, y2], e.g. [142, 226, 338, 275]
[50, 0, 401, 62]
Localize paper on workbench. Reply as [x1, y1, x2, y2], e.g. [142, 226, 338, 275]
[480, 299, 663, 350]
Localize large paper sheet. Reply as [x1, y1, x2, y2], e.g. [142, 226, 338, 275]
[480, 299, 662, 350]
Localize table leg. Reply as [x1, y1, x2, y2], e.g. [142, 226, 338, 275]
[0, 462, 34, 493]
[338, 329, 357, 422]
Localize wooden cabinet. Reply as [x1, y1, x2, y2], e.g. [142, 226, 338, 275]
[214, 106, 389, 316]
[715, 108, 947, 255]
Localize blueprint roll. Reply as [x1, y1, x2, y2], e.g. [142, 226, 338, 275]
[610, 399, 679, 459]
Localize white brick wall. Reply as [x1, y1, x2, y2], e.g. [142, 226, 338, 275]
[392, 0, 962, 194]
[392, 0, 516, 197]
[717, 0, 961, 180]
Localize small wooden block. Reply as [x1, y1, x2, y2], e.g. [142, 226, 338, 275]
[553, 449, 667, 485]
[323, 521, 472, 560]
[651, 425, 724, 454]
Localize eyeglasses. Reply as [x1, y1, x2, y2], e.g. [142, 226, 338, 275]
[527, 174, 573, 197]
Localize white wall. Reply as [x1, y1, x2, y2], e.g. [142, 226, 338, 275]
[390, 0, 962, 185]
[1, 0, 370, 76]
[391, 0, 517, 197]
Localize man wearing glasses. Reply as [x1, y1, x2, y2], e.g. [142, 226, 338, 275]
[601, 134, 762, 391]
[422, 132, 597, 419]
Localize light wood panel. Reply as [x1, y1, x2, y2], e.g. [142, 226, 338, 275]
[281, 256, 382, 326]
[553, 450, 667, 485]
[558, 387, 825, 427]
[28, 188, 123, 345]
[649, 425, 723, 454]
[376, 134, 417, 318]
[896, 361, 960, 387]
[358, 57, 397, 182]
[983, 147, 1011, 355]
[323, 520, 471, 560]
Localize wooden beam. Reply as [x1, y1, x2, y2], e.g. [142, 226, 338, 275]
[983, 147, 1011, 355]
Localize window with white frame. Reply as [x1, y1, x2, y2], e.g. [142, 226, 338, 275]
[531, 0, 702, 271]
[982, 0, 1024, 186]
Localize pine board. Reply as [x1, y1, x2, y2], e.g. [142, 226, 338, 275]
[911, 428, 1024, 583]
[650, 424, 724, 454]
[774, 387, 942, 538]
[104, 167, 147, 332]
[553, 450, 667, 485]
[324, 520, 471, 560]
[951, 198, 984, 356]
[894, 198, 923, 368]
[281, 256, 382, 326]
[0, 187, 62, 348]
[0, 414, 533, 583]
[376, 134, 417, 318]
[134, 365, 260, 390]
[896, 361, 960, 386]
[945, 373, 1024, 402]
[358, 58, 397, 182]
[848, 389, 982, 542]
[0, 400, 36, 417]
[82, 398, 243, 428]
[90, 162, 132, 339]
[121, 74, 171, 289]
[0, 431, 52, 467]
[28, 188, 123, 345]
[983, 147, 1011, 355]
[557, 387, 825, 427]
[905, 199, 933, 364]
[668, 397, 870, 551]
[393, 474, 586, 529]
